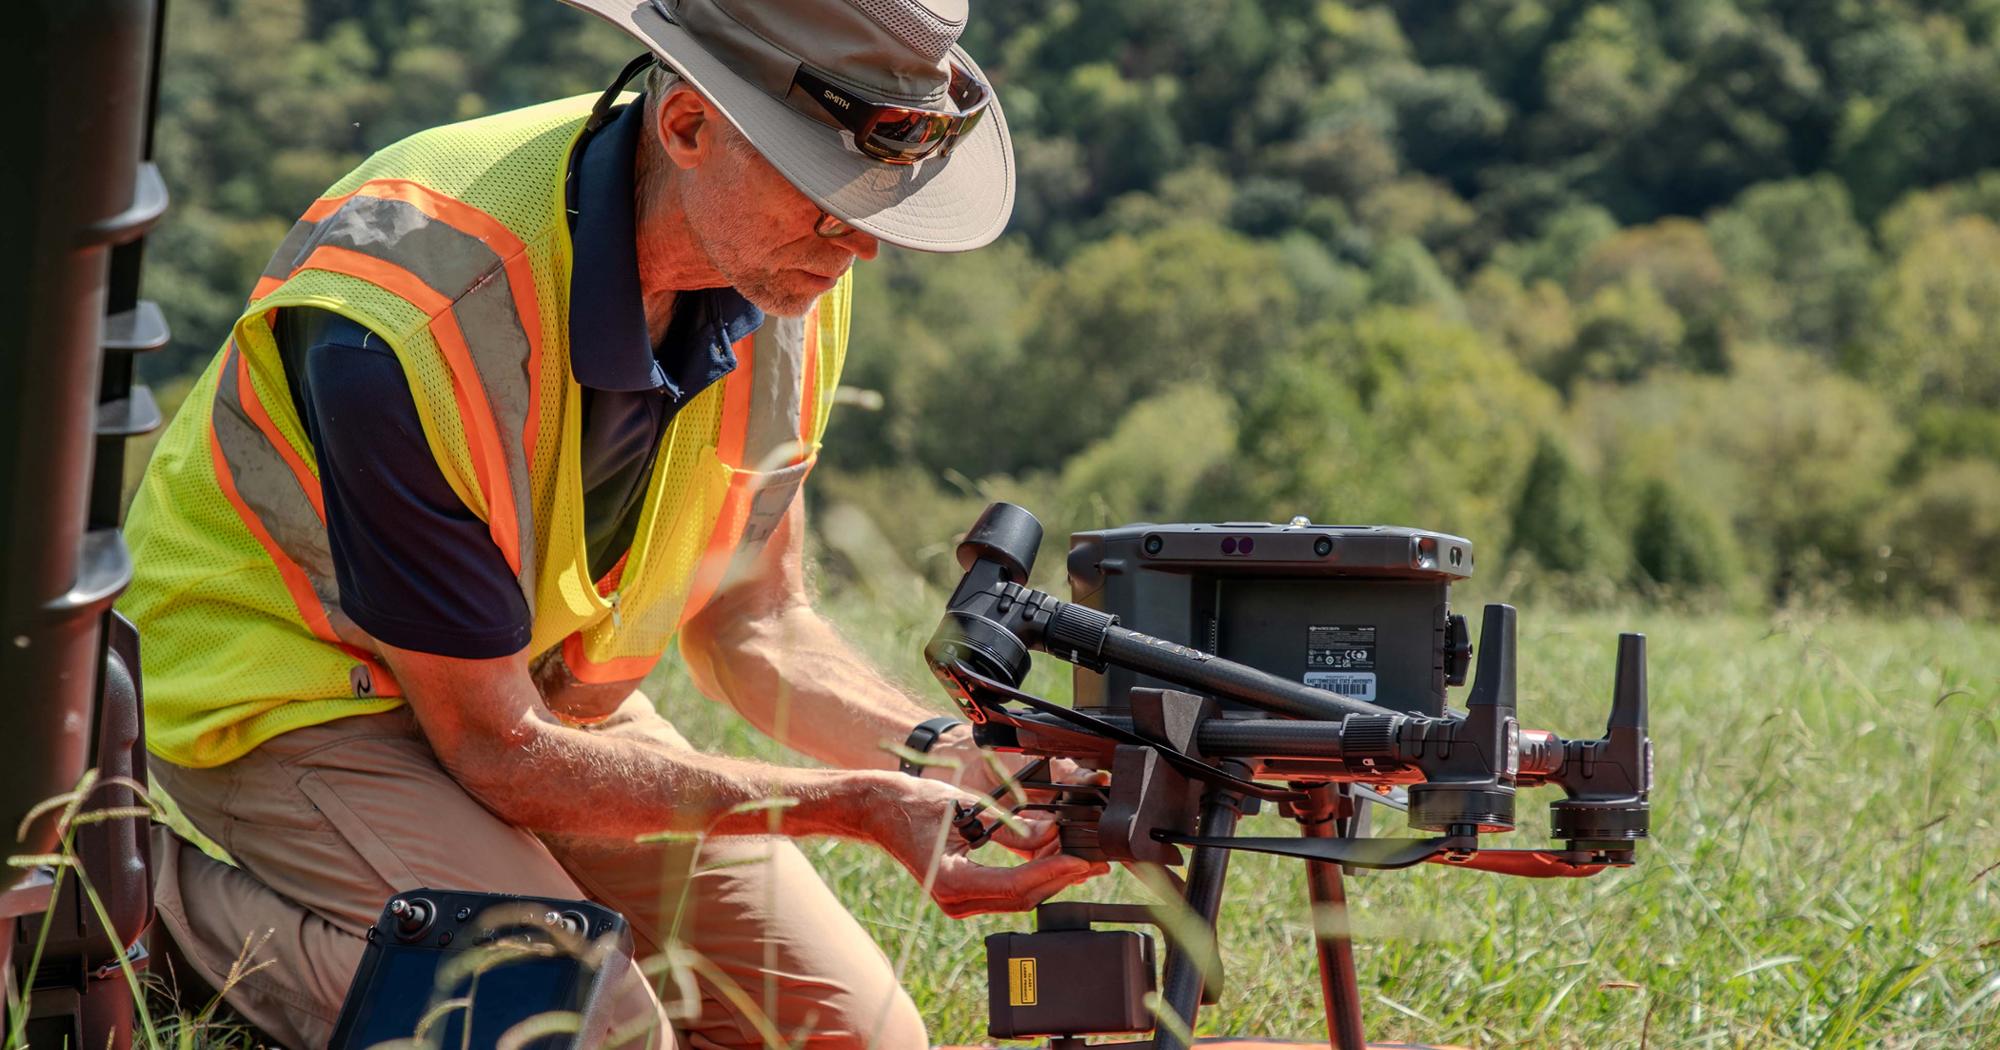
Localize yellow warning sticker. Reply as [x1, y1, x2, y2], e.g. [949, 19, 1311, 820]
[1008, 957, 1038, 1006]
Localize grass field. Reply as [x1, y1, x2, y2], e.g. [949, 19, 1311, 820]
[656, 583, 2000, 1050]
[96, 575, 1998, 1049]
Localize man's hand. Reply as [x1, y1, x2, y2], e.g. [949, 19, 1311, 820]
[924, 724, 1097, 805]
[867, 773, 1108, 919]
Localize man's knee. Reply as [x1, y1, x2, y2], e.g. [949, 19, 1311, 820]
[149, 824, 357, 1047]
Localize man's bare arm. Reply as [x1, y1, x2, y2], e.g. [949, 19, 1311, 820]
[678, 499, 1018, 790]
[382, 642, 1101, 916]
[392, 642, 885, 838]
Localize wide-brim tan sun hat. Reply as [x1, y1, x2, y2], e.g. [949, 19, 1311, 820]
[558, 0, 1014, 253]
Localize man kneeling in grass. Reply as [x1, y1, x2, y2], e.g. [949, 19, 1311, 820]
[124, 1, 1101, 1045]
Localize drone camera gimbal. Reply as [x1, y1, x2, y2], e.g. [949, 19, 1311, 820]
[923, 503, 1652, 1049]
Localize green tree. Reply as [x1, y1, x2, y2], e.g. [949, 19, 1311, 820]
[1465, 267, 1576, 384]
[1840, 57, 2000, 216]
[832, 240, 1048, 476]
[1526, 5, 1669, 161]
[1056, 384, 1239, 526]
[1094, 164, 1238, 242]
[1614, 24, 1830, 216]
[1875, 172, 2000, 256]
[1507, 433, 1627, 577]
[1228, 177, 1313, 239]
[1046, 64, 1184, 201]
[1630, 476, 1741, 592]
[1873, 215, 2000, 409]
[1357, 177, 1482, 270]
[1262, 308, 1557, 546]
[1570, 347, 1909, 601]
[1903, 405, 2000, 479]
[1871, 459, 2000, 613]
[1393, 0, 1561, 98]
[1491, 203, 1618, 288]
[1002, 224, 1301, 475]
[1571, 218, 1735, 373]
[1706, 176, 1877, 361]
[1565, 276, 1687, 386]
[136, 0, 2000, 616]
[1377, 64, 1510, 184]
[1221, 356, 1408, 529]
[1369, 236, 1464, 318]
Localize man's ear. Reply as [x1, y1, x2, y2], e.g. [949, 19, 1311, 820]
[654, 85, 715, 171]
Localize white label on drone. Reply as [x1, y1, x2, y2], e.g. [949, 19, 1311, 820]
[1305, 671, 1377, 702]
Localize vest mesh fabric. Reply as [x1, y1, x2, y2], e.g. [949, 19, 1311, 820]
[571, 295, 851, 672]
[124, 357, 391, 762]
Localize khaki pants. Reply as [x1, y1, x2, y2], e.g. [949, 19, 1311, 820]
[149, 696, 925, 1049]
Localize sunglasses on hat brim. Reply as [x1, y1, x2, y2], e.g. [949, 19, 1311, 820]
[788, 62, 990, 166]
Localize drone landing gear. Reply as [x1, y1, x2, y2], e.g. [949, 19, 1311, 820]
[1008, 776, 1464, 1048]
[1295, 786, 1369, 1050]
[958, 783, 1467, 1050]
[1147, 784, 1437, 1050]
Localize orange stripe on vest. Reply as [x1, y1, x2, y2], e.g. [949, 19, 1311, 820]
[799, 307, 820, 445]
[716, 331, 757, 468]
[560, 631, 661, 685]
[672, 330, 767, 630]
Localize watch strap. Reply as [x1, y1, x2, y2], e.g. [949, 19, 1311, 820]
[898, 715, 968, 776]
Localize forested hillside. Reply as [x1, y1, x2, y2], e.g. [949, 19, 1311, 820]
[144, 0, 2000, 612]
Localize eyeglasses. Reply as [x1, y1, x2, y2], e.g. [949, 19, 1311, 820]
[789, 61, 991, 166]
[814, 210, 859, 239]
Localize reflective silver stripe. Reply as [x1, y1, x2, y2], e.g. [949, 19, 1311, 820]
[742, 313, 809, 471]
[715, 314, 821, 584]
[261, 193, 488, 290]
[449, 272, 539, 593]
[261, 219, 320, 284]
[261, 192, 541, 595]
[299, 196, 503, 300]
[742, 459, 812, 545]
[212, 347, 340, 612]
[716, 458, 814, 596]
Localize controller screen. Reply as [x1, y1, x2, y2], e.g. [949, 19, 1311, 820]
[342, 944, 591, 1048]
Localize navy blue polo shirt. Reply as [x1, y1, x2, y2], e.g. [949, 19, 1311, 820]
[276, 100, 764, 659]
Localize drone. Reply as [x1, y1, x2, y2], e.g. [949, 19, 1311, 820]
[922, 503, 1653, 1050]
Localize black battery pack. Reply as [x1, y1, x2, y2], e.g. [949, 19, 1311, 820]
[1068, 520, 1475, 717]
[985, 928, 1156, 1038]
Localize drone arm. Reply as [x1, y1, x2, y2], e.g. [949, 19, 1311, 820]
[951, 673, 1578, 790]
[1093, 622, 1399, 721]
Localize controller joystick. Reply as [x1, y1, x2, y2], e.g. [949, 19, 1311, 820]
[388, 897, 434, 941]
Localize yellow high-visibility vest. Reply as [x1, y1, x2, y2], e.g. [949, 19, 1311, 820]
[122, 96, 850, 768]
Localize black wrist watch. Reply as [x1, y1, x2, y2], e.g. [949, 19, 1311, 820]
[898, 715, 968, 777]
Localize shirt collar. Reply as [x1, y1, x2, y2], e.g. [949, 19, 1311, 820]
[566, 100, 764, 397]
